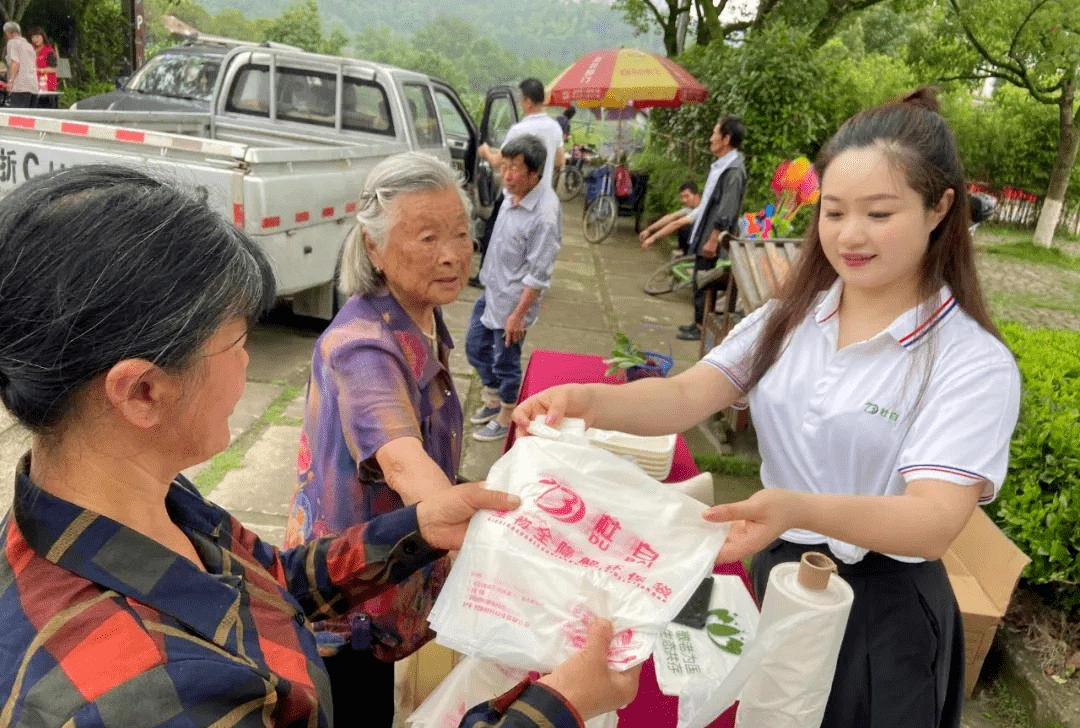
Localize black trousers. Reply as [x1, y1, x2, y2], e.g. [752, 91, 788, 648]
[322, 647, 395, 728]
[751, 540, 965, 728]
[677, 225, 692, 255]
[691, 254, 717, 325]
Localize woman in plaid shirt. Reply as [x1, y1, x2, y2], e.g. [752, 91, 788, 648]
[0, 165, 638, 728]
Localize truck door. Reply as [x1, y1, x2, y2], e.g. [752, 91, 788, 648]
[431, 80, 477, 183]
[474, 85, 519, 219]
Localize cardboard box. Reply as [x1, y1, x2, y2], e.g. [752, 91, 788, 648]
[942, 507, 1030, 696]
[395, 641, 461, 719]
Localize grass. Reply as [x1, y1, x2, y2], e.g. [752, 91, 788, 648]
[693, 453, 761, 479]
[990, 290, 1080, 318]
[977, 678, 1065, 728]
[193, 383, 304, 494]
[984, 242, 1080, 273]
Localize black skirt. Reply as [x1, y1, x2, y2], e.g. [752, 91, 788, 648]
[750, 540, 965, 728]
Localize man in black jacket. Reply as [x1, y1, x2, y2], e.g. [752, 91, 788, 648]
[677, 116, 747, 341]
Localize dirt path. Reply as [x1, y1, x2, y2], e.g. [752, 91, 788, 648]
[974, 231, 1080, 331]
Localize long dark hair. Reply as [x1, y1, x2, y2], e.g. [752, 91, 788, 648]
[745, 88, 1002, 390]
[0, 165, 276, 433]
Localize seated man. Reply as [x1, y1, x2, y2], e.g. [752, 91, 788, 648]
[638, 180, 701, 255]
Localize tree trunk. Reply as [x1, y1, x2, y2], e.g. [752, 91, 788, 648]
[1033, 75, 1080, 248]
[809, 2, 848, 47]
[694, 0, 723, 47]
[1, 0, 31, 24]
[675, 0, 690, 55]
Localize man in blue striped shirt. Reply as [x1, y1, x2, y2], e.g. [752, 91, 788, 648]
[466, 134, 562, 442]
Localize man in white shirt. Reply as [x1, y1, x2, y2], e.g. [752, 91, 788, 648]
[3, 22, 38, 108]
[639, 180, 701, 254]
[479, 78, 565, 184]
[470, 78, 565, 288]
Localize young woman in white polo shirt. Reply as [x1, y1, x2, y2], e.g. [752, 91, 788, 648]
[513, 88, 1021, 727]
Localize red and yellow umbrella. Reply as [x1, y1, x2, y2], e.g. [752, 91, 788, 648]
[547, 48, 707, 109]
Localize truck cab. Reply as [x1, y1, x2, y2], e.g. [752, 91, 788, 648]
[0, 44, 520, 319]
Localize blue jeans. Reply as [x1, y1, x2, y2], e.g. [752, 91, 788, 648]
[465, 296, 523, 405]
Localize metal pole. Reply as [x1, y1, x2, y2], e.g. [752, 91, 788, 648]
[125, 0, 145, 72]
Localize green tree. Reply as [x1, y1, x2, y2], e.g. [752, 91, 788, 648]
[921, 0, 1080, 247]
[264, 0, 345, 55]
[0, 0, 32, 23]
[71, 0, 128, 83]
[613, 0, 897, 55]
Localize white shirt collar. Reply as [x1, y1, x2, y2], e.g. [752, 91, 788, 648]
[511, 178, 546, 211]
[710, 149, 738, 172]
[813, 278, 958, 350]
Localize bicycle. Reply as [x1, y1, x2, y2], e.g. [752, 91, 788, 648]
[643, 254, 696, 295]
[553, 144, 595, 201]
[582, 162, 620, 243]
[643, 254, 732, 296]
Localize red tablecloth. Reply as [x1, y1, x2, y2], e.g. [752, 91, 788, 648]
[512, 350, 750, 728]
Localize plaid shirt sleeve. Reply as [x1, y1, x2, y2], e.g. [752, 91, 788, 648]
[230, 501, 445, 622]
[459, 680, 584, 728]
[1, 467, 447, 728]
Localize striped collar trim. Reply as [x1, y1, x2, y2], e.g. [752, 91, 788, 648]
[813, 280, 958, 350]
[892, 286, 957, 349]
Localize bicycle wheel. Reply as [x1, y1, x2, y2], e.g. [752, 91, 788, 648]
[583, 195, 618, 243]
[560, 166, 584, 201]
[643, 254, 696, 295]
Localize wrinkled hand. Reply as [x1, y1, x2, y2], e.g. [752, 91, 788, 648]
[704, 489, 799, 564]
[511, 384, 593, 437]
[416, 482, 520, 551]
[538, 620, 641, 721]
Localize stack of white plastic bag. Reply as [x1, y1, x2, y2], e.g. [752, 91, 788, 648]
[405, 655, 618, 728]
[428, 416, 729, 674]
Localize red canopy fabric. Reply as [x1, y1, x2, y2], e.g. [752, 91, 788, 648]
[547, 48, 707, 109]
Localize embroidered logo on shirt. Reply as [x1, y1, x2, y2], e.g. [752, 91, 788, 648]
[863, 402, 900, 423]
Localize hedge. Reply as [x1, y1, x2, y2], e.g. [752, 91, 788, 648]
[992, 323, 1080, 612]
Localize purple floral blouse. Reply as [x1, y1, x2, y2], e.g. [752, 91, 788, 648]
[284, 289, 463, 661]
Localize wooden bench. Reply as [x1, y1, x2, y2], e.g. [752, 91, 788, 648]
[698, 234, 803, 434]
[700, 234, 803, 355]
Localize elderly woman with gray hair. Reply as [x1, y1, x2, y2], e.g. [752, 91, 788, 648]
[284, 152, 474, 726]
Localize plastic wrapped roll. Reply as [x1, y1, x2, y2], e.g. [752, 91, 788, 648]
[734, 552, 854, 728]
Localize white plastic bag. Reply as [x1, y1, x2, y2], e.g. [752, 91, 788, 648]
[405, 656, 617, 728]
[428, 423, 729, 674]
[653, 574, 760, 698]
[667, 562, 851, 728]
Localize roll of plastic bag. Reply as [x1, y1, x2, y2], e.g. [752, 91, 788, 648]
[429, 426, 729, 673]
[733, 552, 854, 728]
[406, 656, 617, 728]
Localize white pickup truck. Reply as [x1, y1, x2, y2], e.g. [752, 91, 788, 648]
[0, 45, 522, 319]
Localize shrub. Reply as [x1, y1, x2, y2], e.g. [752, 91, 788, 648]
[635, 26, 917, 235]
[991, 323, 1080, 612]
[61, 81, 117, 109]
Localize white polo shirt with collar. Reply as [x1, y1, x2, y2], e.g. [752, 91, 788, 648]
[703, 279, 1021, 564]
